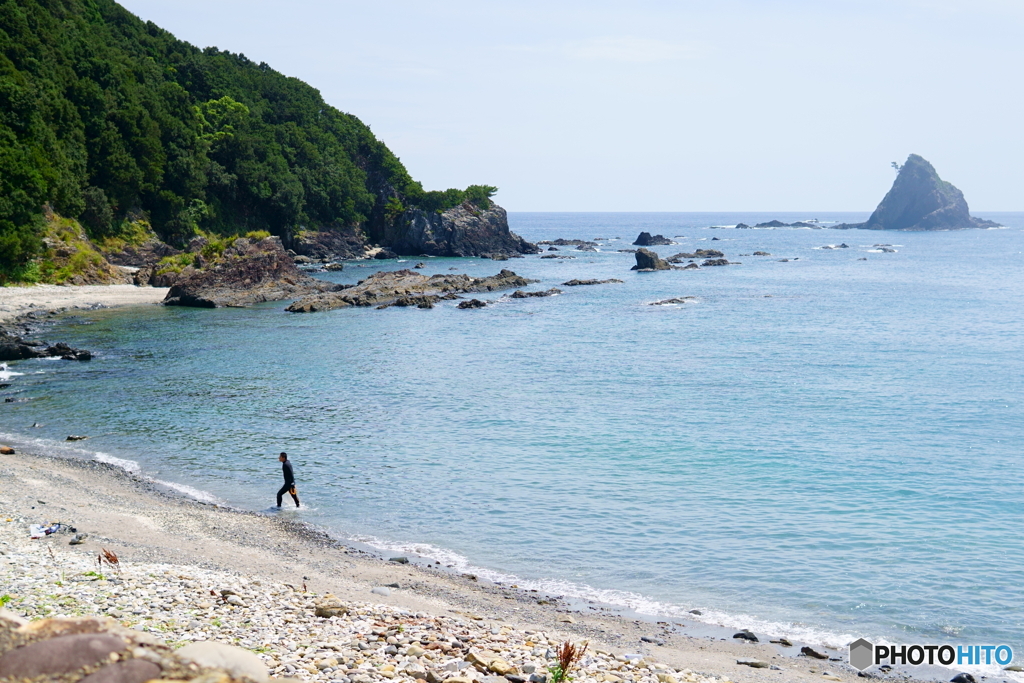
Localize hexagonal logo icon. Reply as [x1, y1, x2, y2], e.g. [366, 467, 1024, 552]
[849, 638, 874, 671]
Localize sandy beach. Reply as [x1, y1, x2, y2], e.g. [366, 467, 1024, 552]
[0, 447, 876, 683]
[0, 284, 169, 323]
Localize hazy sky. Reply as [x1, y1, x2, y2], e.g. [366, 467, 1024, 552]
[119, 0, 1023, 211]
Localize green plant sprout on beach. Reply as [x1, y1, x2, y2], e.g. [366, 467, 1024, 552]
[548, 641, 588, 683]
[0, 595, 11, 606]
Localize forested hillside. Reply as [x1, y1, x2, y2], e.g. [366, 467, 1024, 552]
[0, 0, 492, 280]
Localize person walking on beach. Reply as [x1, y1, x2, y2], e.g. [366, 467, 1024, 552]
[276, 452, 300, 508]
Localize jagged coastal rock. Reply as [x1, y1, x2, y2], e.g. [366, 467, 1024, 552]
[163, 237, 332, 308]
[286, 269, 536, 313]
[379, 203, 538, 257]
[0, 328, 91, 361]
[633, 232, 674, 246]
[837, 154, 999, 231]
[289, 226, 368, 261]
[631, 248, 677, 271]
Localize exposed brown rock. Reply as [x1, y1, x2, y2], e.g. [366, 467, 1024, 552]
[164, 237, 333, 308]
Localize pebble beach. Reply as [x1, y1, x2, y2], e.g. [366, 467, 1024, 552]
[0, 447, 880, 683]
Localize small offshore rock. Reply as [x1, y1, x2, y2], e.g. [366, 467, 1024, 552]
[510, 288, 561, 298]
[650, 297, 694, 306]
[688, 609, 702, 615]
[753, 251, 771, 256]
[631, 248, 676, 271]
[66, 435, 89, 441]
[457, 299, 487, 309]
[737, 659, 769, 669]
[561, 279, 623, 286]
[633, 232, 674, 246]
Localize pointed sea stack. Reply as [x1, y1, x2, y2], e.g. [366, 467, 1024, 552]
[838, 155, 999, 231]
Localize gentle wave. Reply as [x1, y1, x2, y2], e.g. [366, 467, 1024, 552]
[349, 533, 857, 650]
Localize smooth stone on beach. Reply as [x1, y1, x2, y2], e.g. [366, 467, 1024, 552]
[800, 646, 828, 660]
[736, 659, 768, 669]
[732, 631, 758, 642]
[556, 615, 575, 623]
[656, 674, 679, 683]
[0, 633, 127, 677]
[176, 641, 269, 683]
[371, 587, 391, 596]
[0, 446, 14, 455]
[79, 659, 162, 683]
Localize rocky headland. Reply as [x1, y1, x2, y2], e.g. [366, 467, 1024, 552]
[835, 154, 999, 231]
[286, 270, 536, 313]
[163, 237, 335, 308]
[375, 203, 538, 258]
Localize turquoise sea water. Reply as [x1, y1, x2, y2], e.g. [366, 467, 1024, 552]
[2, 212, 1023, 654]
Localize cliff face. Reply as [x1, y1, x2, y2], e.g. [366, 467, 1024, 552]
[381, 203, 538, 257]
[846, 155, 998, 231]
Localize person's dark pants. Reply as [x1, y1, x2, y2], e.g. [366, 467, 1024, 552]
[277, 484, 300, 507]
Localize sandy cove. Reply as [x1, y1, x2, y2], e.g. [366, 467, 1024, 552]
[0, 448, 882, 683]
[0, 284, 169, 323]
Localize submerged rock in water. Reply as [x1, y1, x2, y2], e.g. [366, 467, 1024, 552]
[510, 288, 562, 298]
[164, 236, 332, 308]
[287, 269, 535, 313]
[836, 155, 999, 231]
[650, 297, 695, 305]
[457, 299, 488, 309]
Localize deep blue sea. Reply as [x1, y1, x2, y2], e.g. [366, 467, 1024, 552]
[3, 212, 1023, 657]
